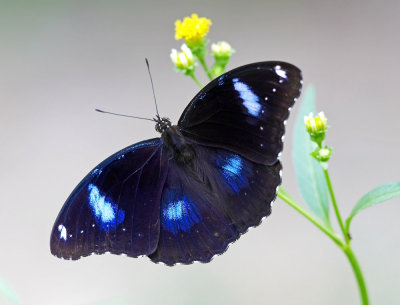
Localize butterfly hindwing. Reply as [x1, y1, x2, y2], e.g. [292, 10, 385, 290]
[149, 155, 238, 265]
[178, 61, 302, 165]
[195, 144, 282, 234]
[50, 138, 168, 259]
[149, 142, 282, 265]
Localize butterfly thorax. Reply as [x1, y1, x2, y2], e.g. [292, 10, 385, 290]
[161, 125, 195, 164]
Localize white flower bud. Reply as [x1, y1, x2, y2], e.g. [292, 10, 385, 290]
[211, 41, 234, 58]
[170, 44, 195, 70]
[304, 112, 328, 134]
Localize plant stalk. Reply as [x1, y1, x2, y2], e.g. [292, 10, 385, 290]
[188, 72, 204, 88]
[278, 186, 369, 305]
[343, 246, 369, 305]
[323, 169, 349, 243]
[277, 187, 342, 247]
[198, 56, 214, 80]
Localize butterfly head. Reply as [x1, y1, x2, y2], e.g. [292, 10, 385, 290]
[155, 116, 172, 134]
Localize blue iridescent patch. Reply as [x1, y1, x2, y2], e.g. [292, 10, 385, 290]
[217, 153, 249, 193]
[161, 190, 200, 235]
[88, 184, 125, 231]
[232, 78, 261, 116]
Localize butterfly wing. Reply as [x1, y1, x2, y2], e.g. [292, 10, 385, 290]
[51, 61, 302, 265]
[149, 143, 282, 266]
[50, 138, 168, 259]
[150, 61, 301, 265]
[178, 61, 302, 165]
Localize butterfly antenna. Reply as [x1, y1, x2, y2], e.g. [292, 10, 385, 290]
[145, 58, 160, 118]
[95, 109, 155, 122]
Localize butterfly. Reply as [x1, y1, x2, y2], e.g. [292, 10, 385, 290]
[50, 61, 302, 266]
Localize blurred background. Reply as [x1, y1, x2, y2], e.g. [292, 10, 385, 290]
[1, 0, 399, 304]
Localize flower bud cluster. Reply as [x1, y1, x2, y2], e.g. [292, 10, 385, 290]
[304, 112, 332, 164]
[170, 14, 234, 79]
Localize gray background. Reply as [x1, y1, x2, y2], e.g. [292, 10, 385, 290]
[1, 0, 399, 304]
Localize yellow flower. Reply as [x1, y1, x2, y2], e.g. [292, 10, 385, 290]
[175, 14, 212, 46]
[170, 44, 195, 70]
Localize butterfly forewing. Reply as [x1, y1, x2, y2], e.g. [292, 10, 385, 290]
[50, 138, 168, 259]
[178, 61, 302, 165]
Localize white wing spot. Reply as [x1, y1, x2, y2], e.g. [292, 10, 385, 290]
[233, 78, 261, 116]
[274, 65, 288, 79]
[58, 225, 67, 241]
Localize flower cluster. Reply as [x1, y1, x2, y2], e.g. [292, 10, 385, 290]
[170, 14, 234, 83]
[304, 112, 332, 164]
[174, 14, 212, 47]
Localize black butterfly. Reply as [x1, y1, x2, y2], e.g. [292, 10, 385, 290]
[50, 61, 302, 266]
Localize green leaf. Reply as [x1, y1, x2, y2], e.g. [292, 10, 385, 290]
[0, 278, 20, 305]
[346, 181, 400, 231]
[292, 85, 331, 227]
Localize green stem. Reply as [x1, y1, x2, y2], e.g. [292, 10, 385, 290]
[277, 187, 342, 247]
[323, 169, 349, 243]
[323, 169, 368, 304]
[188, 72, 204, 88]
[343, 246, 369, 305]
[278, 186, 369, 305]
[198, 56, 214, 80]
